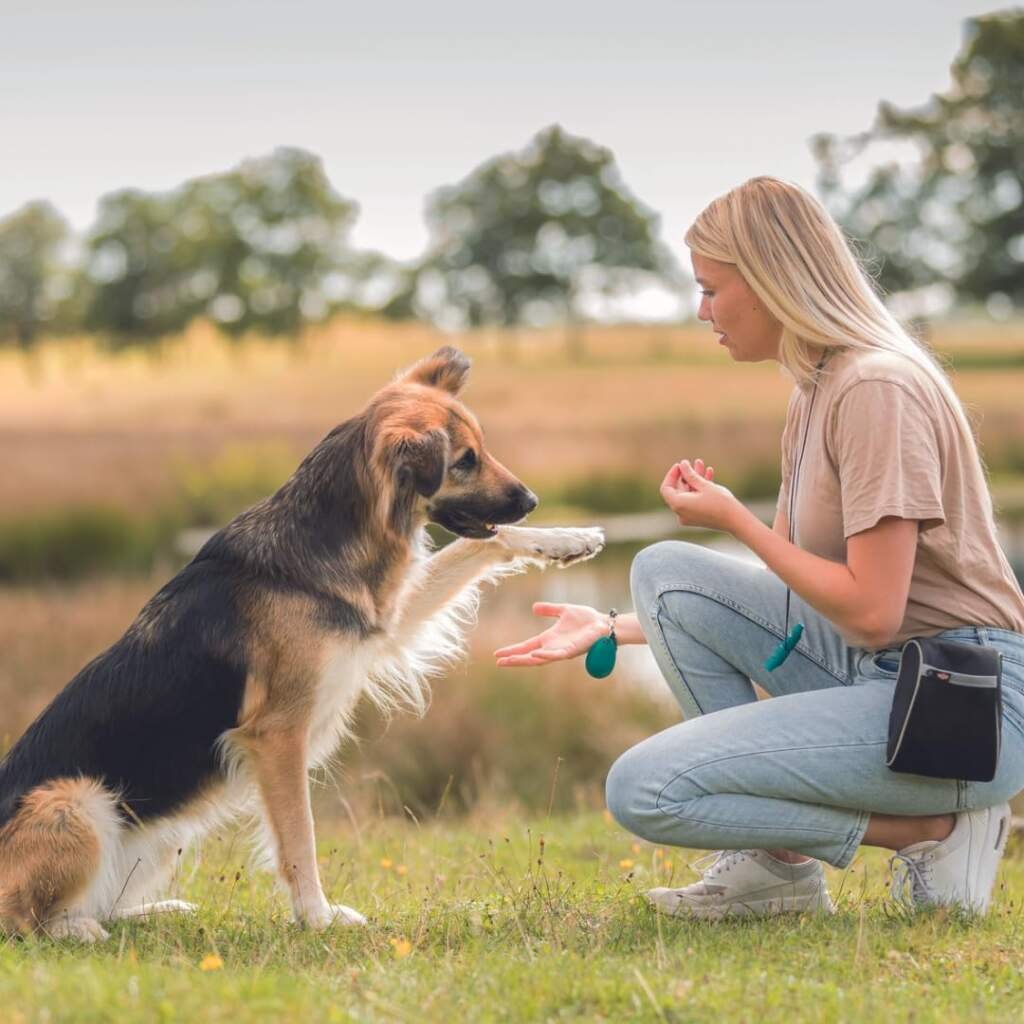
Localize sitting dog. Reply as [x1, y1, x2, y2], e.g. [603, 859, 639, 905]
[0, 346, 603, 941]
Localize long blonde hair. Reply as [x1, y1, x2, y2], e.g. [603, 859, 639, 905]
[684, 176, 980, 453]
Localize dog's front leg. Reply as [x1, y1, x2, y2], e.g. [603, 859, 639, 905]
[393, 538, 511, 638]
[247, 728, 366, 929]
[393, 526, 604, 642]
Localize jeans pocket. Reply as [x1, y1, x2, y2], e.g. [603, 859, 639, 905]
[858, 649, 900, 679]
[874, 652, 900, 675]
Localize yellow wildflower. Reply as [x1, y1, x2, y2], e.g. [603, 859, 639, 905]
[380, 858, 393, 869]
[618, 858, 635, 870]
[390, 937, 413, 958]
[199, 954, 224, 972]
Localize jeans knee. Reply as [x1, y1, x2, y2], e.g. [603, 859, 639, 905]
[631, 541, 694, 618]
[605, 746, 658, 839]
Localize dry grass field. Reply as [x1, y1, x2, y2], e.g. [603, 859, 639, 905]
[2, 317, 1022, 518]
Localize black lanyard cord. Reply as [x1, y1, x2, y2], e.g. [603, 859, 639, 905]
[767, 349, 831, 671]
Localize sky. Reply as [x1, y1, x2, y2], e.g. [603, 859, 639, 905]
[0, 0, 1003, 272]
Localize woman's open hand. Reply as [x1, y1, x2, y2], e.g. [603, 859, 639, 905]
[494, 603, 610, 668]
[660, 458, 745, 532]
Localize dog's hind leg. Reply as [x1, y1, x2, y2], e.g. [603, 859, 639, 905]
[109, 852, 197, 921]
[0, 777, 122, 942]
[109, 833, 197, 921]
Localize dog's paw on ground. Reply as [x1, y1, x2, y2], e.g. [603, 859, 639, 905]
[112, 899, 198, 920]
[299, 903, 368, 930]
[44, 915, 110, 943]
[496, 526, 605, 566]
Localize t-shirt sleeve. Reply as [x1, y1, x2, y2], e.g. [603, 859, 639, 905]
[828, 380, 946, 538]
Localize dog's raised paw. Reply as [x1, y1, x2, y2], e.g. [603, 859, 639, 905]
[496, 526, 605, 566]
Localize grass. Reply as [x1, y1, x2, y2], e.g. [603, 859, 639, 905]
[4, 317, 1024, 1019]
[3, 811, 1024, 1022]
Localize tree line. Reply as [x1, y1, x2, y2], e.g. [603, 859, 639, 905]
[1, 10, 1020, 349]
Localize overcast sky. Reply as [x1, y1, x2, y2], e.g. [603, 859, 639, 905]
[0, 0, 1002, 264]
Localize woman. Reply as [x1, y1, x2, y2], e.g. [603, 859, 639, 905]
[494, 177, 1024, 919]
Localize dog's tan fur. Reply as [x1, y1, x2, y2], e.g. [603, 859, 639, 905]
[0, 347, 603, 939]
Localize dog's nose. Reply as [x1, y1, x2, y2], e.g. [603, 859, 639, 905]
[514, 486, 539, 517]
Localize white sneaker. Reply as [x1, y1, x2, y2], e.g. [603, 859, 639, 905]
[645, 849, 836, 920]
[889, 803, 1012, 914]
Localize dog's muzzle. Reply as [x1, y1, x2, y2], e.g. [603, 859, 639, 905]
[430, 486, 538, 539]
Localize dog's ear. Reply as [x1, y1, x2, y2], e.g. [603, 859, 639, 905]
[402, 346, 471, 395]
[397, 428, 451, 498]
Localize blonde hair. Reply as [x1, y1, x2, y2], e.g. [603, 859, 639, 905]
[685, 175, 981, 455]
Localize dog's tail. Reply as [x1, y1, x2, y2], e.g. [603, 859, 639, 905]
[0, 777, 120, 935]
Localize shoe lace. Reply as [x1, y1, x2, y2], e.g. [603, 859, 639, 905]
[692, 850, 752, 882]
[889, 850, 937, 908]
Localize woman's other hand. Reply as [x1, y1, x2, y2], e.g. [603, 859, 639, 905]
[494, 603, 610, 668]
[660, 458, 745, 532]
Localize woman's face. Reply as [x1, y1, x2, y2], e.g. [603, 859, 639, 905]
[691, 253, 783, 362]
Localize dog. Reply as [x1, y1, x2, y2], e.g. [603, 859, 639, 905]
[0, 346, 604, 941]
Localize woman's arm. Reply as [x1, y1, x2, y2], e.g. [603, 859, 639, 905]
[665, 461, 918, 648]
[731, 508, 918, 648]
[494, 604, 646, 669]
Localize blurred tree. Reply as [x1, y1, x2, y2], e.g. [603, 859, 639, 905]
[0, 201, 70, 346]
[81, 148, 362, 342]
[813, 10, 1024, 313]
[394, 125, 682, 350]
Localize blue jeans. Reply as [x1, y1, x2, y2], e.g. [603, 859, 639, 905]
[605, 541, 1024, 868]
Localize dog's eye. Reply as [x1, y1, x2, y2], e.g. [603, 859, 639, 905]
[453, 449, 477, 472]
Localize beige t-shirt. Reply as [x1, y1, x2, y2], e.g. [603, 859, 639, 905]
[776, 346, 1024, 647]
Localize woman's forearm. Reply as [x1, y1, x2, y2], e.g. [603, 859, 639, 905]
[728, 505, 876, 645]
[614, 612, 647, 645]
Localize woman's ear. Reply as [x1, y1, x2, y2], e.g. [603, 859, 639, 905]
[398, 428, 451, 497]
[401, 346, 471, 395]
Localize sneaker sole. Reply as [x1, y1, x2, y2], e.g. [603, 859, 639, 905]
[646, 888, 836, 921]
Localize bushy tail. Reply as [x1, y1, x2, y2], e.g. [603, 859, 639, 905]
[0, 777, 119, 935]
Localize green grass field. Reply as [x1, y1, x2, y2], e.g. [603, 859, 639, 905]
[4, 812, 1024, 1023]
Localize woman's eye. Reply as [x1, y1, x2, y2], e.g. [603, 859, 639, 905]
[454, 450, 477, 472]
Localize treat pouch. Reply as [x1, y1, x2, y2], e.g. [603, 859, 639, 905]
[886, 636, 1002, 783]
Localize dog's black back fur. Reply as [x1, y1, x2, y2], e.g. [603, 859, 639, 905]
[0, 560, 248, 828]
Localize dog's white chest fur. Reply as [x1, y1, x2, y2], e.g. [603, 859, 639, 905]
[308, 641, 380, 767]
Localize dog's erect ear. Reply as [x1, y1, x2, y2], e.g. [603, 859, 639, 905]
[398, 428, 451, 498]
[402, 346, 471, 395]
